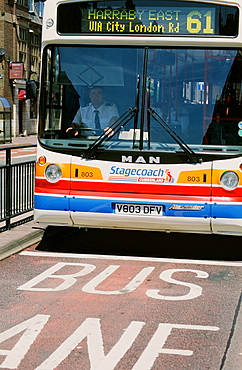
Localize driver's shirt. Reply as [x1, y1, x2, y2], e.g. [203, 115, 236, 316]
[73, 101, 119, 130]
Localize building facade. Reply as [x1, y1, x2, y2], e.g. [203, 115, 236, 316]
[0, 0, 43, 138]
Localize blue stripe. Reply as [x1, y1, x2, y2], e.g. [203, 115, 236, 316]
[34, 195, 69, 211]
[70, 198, 210, 218]
[212, 203, 242, 219]
[35, 194, 242, 219]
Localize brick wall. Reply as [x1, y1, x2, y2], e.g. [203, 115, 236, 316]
[0, 0, 42, 136]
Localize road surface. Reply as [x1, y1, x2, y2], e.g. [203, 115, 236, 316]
[0, 228, 242, 369]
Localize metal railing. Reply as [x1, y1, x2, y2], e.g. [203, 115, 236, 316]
[0, 144, 36, 231]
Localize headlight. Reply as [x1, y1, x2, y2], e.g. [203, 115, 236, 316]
[220, 171, 239, 191]
[45, 164, 62, 183]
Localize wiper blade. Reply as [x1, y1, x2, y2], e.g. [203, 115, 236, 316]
[148, 108, 202, 163]
[83, 106, 137, 159]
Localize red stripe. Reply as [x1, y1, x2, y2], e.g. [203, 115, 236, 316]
[35, 187, 210, 202]
[70, 180, 211, 196]
[212, 189, 242, 197]
[35, 188, 70, 195]
[35, 179, 70, 191]
[69, 190, 210, 202]
[35, 179, 211, 196]
[212, 196, 242, 203]
[35, 179, 242, 198]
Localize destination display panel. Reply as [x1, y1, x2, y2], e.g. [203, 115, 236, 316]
[57, 1, 238, 36]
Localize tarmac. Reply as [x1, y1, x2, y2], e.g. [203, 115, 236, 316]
[0, 134, 45, 261]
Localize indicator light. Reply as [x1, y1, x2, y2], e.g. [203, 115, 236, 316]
[38, 156, 46, 165]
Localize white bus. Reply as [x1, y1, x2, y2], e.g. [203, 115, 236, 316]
[35, 0, 242, 235]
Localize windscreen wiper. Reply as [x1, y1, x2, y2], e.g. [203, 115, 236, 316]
[148, 107, 202, 163]
[83, 106, 138, 159]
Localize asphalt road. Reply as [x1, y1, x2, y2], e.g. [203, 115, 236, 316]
[0, 227, 242, 369]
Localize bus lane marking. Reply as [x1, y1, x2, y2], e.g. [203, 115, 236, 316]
[35, 321, 219, 370]
[0, 315, 219, 370]
[17, 262, 207, 301]
[131, 323, 219, 370]
[9, 250, 239, 368]
[81, 265, 155, 294]
[146, 268, 208, 300]
[0, 315, 49, 369]
[17, 262, 96, 292]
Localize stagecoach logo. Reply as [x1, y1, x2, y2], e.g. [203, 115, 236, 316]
[109, 165, 174, 183]
[169, 205, 204, 211]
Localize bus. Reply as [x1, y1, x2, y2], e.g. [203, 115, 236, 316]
[35, 0, 242, 236]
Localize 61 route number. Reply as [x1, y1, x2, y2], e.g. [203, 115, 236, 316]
[187, 11, 214, 34]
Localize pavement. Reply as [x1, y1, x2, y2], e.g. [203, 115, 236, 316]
[0, 133, 37, 148]
[0, 134, 45, 261]
[0, 220, 45, 261]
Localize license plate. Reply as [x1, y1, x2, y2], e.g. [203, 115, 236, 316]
[115, 203, 163, 216]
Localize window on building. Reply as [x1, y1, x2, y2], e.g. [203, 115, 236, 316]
[30, 32, 40, 76]
[29, 0, 34, 12]
[19, 27, 27, 78]
[36, 1, 44, 18]
[17, 0, 29, 7]
[30, 32, 40, 116]
[28, 0, 44, 17]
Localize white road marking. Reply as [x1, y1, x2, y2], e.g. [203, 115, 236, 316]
[17, 262, 96, 291]
[21, 251, 242, 267]
[35, 318, 145, 370]
[0, 315, 49, 369]
[33, 319, 219, 370]
[82, 265, 155, 295]
[132, 323, 219, 370]
[146, 269, 208, 300]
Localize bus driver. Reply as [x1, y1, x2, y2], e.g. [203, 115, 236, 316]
[66, 86, 119, 137]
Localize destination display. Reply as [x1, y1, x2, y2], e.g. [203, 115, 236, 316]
[85, 7, 215, 35]
[57, 1, 238, 36]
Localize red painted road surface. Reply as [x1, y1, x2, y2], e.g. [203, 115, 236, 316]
[0, 247, 242, 369]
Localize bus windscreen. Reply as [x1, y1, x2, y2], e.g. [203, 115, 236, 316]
[39, 45, 242, 159]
